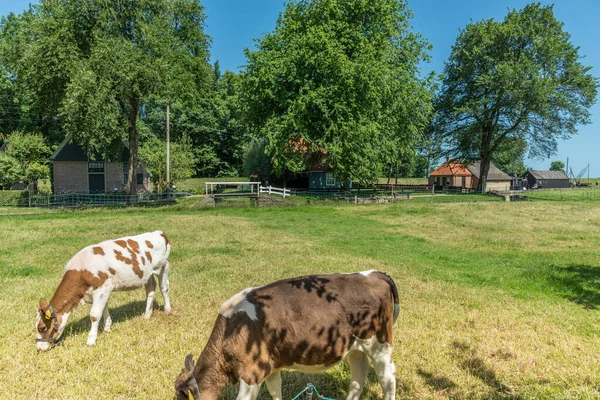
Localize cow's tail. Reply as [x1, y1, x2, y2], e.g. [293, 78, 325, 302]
[377, 272, 400, 323]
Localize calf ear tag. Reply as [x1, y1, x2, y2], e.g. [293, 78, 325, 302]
[45, 310, 52, 320]
[188, 390, 193, 400]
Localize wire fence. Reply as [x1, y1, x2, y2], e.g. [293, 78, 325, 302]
[0, 191, 193, 208]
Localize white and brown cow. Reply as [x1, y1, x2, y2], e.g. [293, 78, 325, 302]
[175, 271, 399, 400]
[35, 230, 171, 351]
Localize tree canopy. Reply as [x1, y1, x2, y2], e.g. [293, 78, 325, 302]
[1, 0, 213, 194]
[435, 3, 597, 191]
[550, 160, 565, 172]
[242, 0, 432, 184]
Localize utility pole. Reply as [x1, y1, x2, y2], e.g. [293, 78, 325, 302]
[588, 162, 590, 185]
[566, 157, 569, 181]
[166, 104, 171, 192]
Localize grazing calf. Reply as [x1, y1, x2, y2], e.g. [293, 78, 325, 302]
[175, 271, 400, 400]
[35, 231, 171, 351]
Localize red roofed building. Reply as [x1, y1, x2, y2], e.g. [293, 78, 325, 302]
[429, 161, 511, 192]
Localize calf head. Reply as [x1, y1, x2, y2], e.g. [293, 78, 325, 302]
[175, 354, 200, 400]
[35, 298, 63, 352]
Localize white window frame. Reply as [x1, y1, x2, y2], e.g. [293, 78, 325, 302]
[326, 172, 335, 186]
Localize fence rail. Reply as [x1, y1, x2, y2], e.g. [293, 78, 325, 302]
[0, 191, 192, 208]
[259, 185, 290, 198]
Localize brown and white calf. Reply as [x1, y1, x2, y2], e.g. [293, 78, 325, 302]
[35, 230, 171, 351]
[175, 271, 399, 400]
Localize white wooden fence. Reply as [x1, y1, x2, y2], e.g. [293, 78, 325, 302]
[259, 185, 290, 198]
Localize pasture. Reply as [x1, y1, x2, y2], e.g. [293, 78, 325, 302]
[0, 199, 599, 399]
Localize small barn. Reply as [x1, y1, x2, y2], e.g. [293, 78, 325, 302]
[523, 170, 570, 189]
[428, 161, 512, 192]
[50, 135, 150, 193]
[282, 137, 345, 191]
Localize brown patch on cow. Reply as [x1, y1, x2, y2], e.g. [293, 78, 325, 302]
[145, 251, 153, 263]
[145, 240, 154, 249]
[114, 249, 143, 278]
[108, 268, 116, 275]
[141, 257, 146, 265]
[115, 240, 127, 248]
[160, 232, 170, 245]
[114, 250, 132, 265]
[90, 316, 98, 322]
[92, 246, 105, 256]
[127, 239, 140, 254]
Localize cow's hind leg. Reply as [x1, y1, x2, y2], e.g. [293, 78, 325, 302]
[346, 350, 370, 400]
[87, 285, 111, 346]
[265, 371, 282, 400]
[102, 304, 112, 332]
[366, 341, 396, 400]
[144, 277, 156, 319]
[158, 261, 171, 313]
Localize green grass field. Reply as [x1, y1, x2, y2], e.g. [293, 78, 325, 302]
[0, 199, 599, 399]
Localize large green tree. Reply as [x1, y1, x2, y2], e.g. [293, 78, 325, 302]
[2, 0, 212, 195]
[242, 0, 432, 184]
[435, 3, 597, 191]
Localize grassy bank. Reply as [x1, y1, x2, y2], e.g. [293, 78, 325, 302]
[0, 200, 598, 399]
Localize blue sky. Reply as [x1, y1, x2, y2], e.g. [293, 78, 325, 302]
[2, 0, 598, 177]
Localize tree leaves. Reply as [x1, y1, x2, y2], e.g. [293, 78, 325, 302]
[242, 0, 432, 184]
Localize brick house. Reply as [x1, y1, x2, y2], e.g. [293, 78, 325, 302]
[429, 161, 512, 192]
[50, 135, 150, 193]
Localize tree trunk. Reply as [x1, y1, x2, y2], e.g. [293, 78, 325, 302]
[478, 157, 491, 193]
[127, 97, 140, 198]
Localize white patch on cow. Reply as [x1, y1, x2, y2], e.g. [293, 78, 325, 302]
[359, 270, 376, 277]
[219, 288, 257, 321]
[237, 379, 261, 400]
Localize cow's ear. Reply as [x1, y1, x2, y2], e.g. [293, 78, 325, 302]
[184, 353, 194, 371]
[39, 298, 48, 309]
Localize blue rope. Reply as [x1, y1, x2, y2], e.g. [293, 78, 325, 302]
[290, 383, 336, 400]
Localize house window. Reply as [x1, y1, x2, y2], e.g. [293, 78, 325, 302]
[122, 163, 129, 185]
[434, 177, 439, 185]
[444, 177, 451, 186]
[88, 162, 104, 173]
[136, 173, 143, 185]
[326, 172, 335, 186]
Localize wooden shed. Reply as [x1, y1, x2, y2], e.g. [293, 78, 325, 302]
[523, 170, 570, 189]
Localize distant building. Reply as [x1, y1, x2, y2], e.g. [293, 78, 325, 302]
[282, 136, 346, 191]
[50, 135, 150, 193]
[523, 170, 569, 189]
[428, 161, 512, 192]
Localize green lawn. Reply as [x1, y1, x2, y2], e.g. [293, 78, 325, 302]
[0, 199, 599, 399]
[524, 187, 600, 201]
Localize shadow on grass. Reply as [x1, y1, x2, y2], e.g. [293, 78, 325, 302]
[417, 368, 457, 393]
[62, 300, 153, 341]
[451, 341, 521, 399]
[546, 264, 600, 310]
[217, 365, 386, 399]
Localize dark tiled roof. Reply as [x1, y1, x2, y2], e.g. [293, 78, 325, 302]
[527, 170, 569, 180]
[50, 134, 129, 162]
[467, 161, 511, 181]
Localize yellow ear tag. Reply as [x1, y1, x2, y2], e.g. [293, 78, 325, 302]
[44, 310, 52, 320]
[187, 390, 193, 400]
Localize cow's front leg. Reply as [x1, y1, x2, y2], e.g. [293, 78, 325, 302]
[87, 284, 111, 346]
